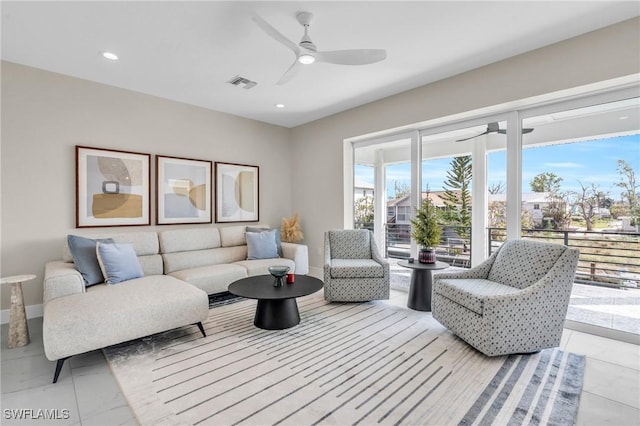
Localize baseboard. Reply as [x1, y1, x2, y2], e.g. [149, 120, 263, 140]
[564, 319, 640, 345]
[308, 266, 323, 280]
[0, 304, 43, 325]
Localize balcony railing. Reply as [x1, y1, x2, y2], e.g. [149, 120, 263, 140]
[355, 221, 640, 289]
[489, 227, 640, 289]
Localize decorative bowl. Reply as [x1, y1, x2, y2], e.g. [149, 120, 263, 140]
[268, 266, 290, 287]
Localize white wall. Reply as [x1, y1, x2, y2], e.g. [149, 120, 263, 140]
[1, 62, 292, 310]
[290, 18, 640, 273]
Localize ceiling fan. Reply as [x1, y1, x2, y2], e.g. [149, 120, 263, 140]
[252, 12, 387, 85]
[455, 122, 534, 142]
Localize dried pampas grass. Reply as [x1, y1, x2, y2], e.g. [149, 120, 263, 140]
[281, 212, 303, 243]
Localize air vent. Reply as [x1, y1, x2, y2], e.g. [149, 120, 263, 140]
[227, 75, 257, 89]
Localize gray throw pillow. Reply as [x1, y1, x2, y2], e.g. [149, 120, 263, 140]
[67, 235, 115, 286]
[247, 226, 283, 257]
[246, 229, 279, 260]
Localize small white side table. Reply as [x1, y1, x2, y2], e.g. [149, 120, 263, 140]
[1, 274, 36, 348]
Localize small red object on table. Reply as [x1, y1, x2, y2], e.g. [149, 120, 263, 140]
[287, 273, 295, 283]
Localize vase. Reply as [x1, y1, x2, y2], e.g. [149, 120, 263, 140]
[419, 248, 436, 264]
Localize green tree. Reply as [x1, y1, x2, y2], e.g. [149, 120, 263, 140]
[354, 195, 374, 227]
[543, 192, 571, 230]
[570, 181, 600, 231]
[411, 193, 442, 248]
[615, 159, 639, 223]
[441, 156, 472, 228]
[530, 172, 563, 193]
[389, 180, 410, 200]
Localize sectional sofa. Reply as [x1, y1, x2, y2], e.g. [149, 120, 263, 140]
[42, 225, 309, 382]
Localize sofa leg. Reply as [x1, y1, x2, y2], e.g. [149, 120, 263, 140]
[53, 356, 70, 383]
[196, 322, 206, 338]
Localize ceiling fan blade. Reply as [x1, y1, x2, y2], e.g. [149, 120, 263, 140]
[456, 130, 489, 142]
[496, 127, 535, 134]
[315, 49, 387, 65]
[276, 59, 300, 85]
[251, 15, 300, 55]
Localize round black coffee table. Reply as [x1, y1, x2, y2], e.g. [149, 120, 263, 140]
[228, 275, 323, 330]
[398, 260, 448, 312]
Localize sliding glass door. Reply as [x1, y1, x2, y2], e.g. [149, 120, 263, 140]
[519, 96, 640, 335]
[349, 86, 639, 339]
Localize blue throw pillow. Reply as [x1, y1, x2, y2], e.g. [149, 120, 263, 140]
[247, 226, 283, 257]
[246, 229, 279, 260]
[67, 235, 115, 286]
[96, 242, 144, 284]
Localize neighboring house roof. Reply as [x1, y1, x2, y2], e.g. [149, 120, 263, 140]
[387, 191, 454, 208]
[354, 179, 374, 190]
[488, 192, 551, 203]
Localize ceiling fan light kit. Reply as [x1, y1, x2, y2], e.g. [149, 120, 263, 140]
[252, 11, 387, 85]
[298, 54, 315, 65]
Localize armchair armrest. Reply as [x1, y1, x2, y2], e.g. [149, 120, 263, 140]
[281, 242, 309, 275]
[434, 249, 499, 280]
[485, 246, 580, 307]
[43, 261, 85, 304]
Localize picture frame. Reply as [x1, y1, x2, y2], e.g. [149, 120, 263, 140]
[156, 155, 212, 225]
[76, 146, 151, 228]
[215, 162, 259, 223]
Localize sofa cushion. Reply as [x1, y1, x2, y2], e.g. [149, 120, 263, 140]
[234, 258, 296, 277]
[328, 230, 372, 260]
[43, 275, 208, 361]
[434, 278, 521, 315]
[329, 259, 383, 279]
[246, 229, 279, 260]
[169, 264, 247, 295]
[67, 235, 115, 286]
[162, 246, 247, 274]
[158, 227, 221, 253]
[219, 225, 247, 247]
[487, 240, 567, 290]
[96, 243, 144, 284]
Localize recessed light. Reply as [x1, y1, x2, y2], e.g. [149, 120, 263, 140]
[619, 115, 629, 120]
[275, 104, 285, 108]
[101, 51, 119, 61]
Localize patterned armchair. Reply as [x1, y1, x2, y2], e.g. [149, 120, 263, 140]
[324, 230, 390, 302]
[432, 239, 579, 356]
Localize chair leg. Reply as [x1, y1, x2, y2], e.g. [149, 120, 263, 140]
[53, 356, 71, 383]
[195, 322, 206, 337]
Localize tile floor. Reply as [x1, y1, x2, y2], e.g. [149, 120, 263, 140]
[1, 290, 639, 425]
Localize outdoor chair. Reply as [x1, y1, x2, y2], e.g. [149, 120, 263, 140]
[432, 239, 579, 356]
[323, 229, 390, 302]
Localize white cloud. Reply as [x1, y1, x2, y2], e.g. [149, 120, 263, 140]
[544, 162, 584, 168]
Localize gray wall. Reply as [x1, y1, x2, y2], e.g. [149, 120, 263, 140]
[1, 62, 292, 310]
[290, 17, 640, 272]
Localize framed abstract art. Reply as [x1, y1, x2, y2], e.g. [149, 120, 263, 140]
[76, 146, 151, 227]
[215, 162, 259, 223]
[156, 155, 212, 224]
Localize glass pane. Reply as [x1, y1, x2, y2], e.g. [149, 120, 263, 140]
[520, 97, 640, 334]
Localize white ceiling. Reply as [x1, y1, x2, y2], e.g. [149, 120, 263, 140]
[2, 1, 638, 128]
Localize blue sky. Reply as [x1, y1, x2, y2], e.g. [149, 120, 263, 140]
[356, 134, 640, 200]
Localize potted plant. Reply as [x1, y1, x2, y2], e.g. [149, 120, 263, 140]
[410, 194, 442, 264]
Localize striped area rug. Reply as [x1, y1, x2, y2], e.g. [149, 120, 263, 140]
[103, 292, 584, 426]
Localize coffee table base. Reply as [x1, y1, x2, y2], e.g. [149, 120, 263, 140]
[255, 298, 300, 330]
[407, 269, 433, 312]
